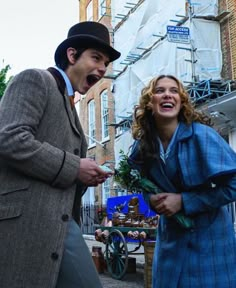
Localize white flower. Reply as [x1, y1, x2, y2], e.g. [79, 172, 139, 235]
[130, 169, 141, 180]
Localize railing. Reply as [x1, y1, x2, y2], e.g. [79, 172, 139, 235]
[80, 204, 106, 235]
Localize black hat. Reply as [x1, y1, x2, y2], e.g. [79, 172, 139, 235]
[54, 21, 121, 64]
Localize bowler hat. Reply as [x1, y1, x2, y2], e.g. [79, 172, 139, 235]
[54, 21, 121, 64]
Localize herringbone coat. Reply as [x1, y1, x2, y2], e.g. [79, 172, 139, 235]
[0, 68, 87, 288]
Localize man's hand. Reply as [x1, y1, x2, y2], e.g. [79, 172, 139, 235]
[78, 158, 113, 186]
[149, 193, 182, 217]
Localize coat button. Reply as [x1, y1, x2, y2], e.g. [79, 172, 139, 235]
[74, 148, 79, 155]
[62, 214, 69, 221]
[51, 252, 59, 260]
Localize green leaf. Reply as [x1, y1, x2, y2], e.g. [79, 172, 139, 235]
[0, 64, 12, 99]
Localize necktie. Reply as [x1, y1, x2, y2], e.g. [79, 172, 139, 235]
[69, 95, 75, 109]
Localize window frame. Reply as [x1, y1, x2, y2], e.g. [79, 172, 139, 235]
[88, 99, 96, 147]
[102, 177, 110, 205]
[86, 0, 93, 21]
[101, 89, 109, 141]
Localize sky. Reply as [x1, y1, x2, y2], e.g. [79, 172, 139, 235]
[0, 0, 79, 77]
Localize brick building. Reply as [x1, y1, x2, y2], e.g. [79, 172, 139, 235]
[76, 0, 118, 206]
[219, 0, 236, 79]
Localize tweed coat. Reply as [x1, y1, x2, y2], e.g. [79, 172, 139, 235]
[0, 68, 88, 288]
[129, 122, 236, 288]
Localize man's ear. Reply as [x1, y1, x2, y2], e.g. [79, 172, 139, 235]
[66, 47, 77, 64]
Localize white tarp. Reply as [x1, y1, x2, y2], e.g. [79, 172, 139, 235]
[113, 0, 219, 76]
[111, 0, 141, 27]
[114, 67, 133, 119]
[114, 18, 221, 121]
[113, 0, 186, 75]
[111, 0, 219, 26]
[112, 2, 148, 74]
[112, 0, 221, 150]
[187, 0, 218, 17]
[190, 18, 222, 80]
[114, 130, 134, 168]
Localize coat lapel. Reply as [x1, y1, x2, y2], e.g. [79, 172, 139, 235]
[149, 155, 178, 193]
[47, 67, 81, 137]
[149, 123, 192, 192]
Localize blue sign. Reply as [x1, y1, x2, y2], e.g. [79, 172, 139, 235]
[106, 194, 156, 220]
[167, 25, 190, 44]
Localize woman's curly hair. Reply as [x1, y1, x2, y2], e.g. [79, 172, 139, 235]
[131, 75, 211, 170]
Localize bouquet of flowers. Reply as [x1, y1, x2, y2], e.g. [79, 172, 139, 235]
[114, 150, 194, 229]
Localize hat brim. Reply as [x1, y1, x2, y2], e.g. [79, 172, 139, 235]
[54, 35, 121, 64]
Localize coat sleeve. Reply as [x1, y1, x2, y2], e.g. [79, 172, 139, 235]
[179, 123, 236, 215]
[178, 123, 236, 187]
[0, 69, 80, 188]
[182, 174, 236, 215]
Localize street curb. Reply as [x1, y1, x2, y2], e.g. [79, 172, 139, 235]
[83, 234, 95, 241]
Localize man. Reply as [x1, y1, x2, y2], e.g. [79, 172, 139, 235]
[0, 21, 121, 288]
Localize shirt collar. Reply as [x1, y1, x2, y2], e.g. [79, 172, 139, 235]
[54, 66, 74, 96]
[158, 123, 180, 163]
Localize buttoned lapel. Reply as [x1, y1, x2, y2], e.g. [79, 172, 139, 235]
[47, 67, 81, 137]
[63, 90, 82, 137]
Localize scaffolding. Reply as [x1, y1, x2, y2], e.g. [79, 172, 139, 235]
[105, 1, 233, 128]
[105, 1, 229, 81]
[186, 79, 236, 104]
[108, 115, 133, 133]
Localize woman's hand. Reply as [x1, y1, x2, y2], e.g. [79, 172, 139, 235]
[150, 193, 182, 217]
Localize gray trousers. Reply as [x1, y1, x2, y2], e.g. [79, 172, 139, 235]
[56, 219, 103, 288]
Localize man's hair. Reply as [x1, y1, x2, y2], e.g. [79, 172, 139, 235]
[56, 48, 86, 70]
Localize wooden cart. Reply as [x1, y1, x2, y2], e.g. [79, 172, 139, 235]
[97, 225, 156, 280]
[95, 194, 158, 280]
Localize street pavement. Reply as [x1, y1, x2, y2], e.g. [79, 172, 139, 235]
[84, 235, 145, 287]
[99, 268, 144, 288]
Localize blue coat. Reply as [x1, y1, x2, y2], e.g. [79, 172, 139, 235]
[129, 122, 236, 288]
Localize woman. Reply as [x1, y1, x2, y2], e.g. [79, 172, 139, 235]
[128, 75, 236, 287]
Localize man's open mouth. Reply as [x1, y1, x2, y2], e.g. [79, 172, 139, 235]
[87, 75, 101, 86]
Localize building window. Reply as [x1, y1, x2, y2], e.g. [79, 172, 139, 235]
[82, 186, 95, 205]
[102, 177, 110, 205]
[87, 0, 93, 21]
[88, 100, 96, 146]
[98, 0, 106, 19]
[101, 89, 109, 140]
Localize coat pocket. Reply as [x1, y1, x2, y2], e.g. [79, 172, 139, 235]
[0, 205, 23, 220]
[0, 185, 30, 220]
[0, 186, 30, 202]
[0, 184, 29, 196]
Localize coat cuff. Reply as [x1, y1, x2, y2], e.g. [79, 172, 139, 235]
[51, 151, 80, 188]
